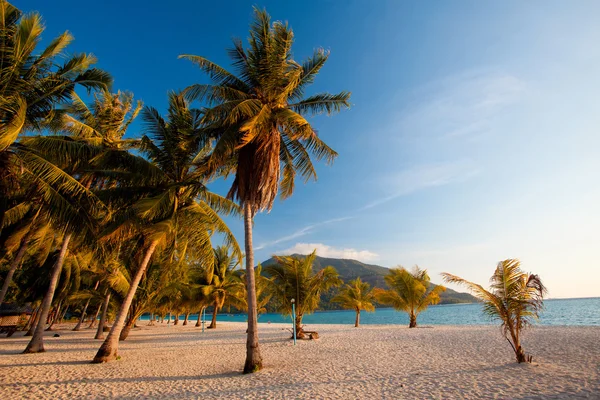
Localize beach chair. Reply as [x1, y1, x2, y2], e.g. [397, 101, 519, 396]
[0, 315, 21, 337]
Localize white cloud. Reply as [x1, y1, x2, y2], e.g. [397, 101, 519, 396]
[280, 243, 379, 263]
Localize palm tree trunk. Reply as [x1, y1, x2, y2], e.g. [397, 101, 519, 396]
[119, 313, 136, 341]
[0, 208, 41, 307]
[24, 305, 41, 333]
[46, 300, 62, 331]
[195, 307, 204, 327]
[174, 314, 179, 325]
[295, 315, 305, 339]
[409, 312, 417, 328]
[208, 303, 218, 329]
[243, 203, 262, 374]
[92, 240, 158, 363]
[73, 299, 90, 331]
[73, 280, 99, 331]
[95, 290, 111, 340]
[355, 309, 360, 327]
[183, 312, 189, 326]
[23, 233, 72, 353]
[25, 308, 42, 336]
[88, 304, 101, 329]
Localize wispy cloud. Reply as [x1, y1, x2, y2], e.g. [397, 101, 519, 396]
[397, 70, 525, 141]
[280, 243, 379, 263]
[362, 160, 480, 209]
[254, 216, 352, 250]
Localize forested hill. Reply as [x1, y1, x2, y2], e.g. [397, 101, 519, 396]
[260, 254, 478, 307]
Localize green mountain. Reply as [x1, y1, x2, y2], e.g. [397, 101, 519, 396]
[261, 254, 478, 308]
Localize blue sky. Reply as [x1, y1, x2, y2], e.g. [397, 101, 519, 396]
[23, 0, 600, 298]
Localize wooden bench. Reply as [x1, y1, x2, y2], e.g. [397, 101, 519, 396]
[0, 315, 21, 337]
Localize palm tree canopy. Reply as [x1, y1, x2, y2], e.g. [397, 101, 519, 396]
[180, 7, 351, 214]
[375, 266, 446, 314]
[0, 1, 112, 151]
[264, 250, 341, 317]
[100, 92, 242, 265]
[442, 259, 546, 335]
[332, 277, 376, 312]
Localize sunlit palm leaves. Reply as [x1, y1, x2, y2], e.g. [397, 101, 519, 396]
[442, 259, 546, 363]
[375, 266, 446, 328]
[265, 250, 341, 337]
[332, 277, 376, 327]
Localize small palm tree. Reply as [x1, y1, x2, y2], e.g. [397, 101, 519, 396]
[265, 251, 341, 339]
[181, 7, 350, 373]
[205, 246, 243, 329]
[442, 259, 546, 363]
[332, 277, 376, 327]
[375, 266, 446, 328]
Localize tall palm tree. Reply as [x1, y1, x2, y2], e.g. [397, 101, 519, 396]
[442, 259, 546, 363]
[265, 251, 341, 339]
[375, 266, 446, 328]
[92, 92, 240, 363]
[205, 246, 243, 329]
[181, 8, 350, 373]
[332, 277, 376, 327]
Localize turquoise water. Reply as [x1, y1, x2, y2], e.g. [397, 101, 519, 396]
[143, 297, 600, 326]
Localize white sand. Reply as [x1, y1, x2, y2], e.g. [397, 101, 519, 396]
[0, 321, 598, 399]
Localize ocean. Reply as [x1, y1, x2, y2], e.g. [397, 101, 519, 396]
[143, 297, 599, 327]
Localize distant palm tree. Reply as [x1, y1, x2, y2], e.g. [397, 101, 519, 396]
[375, 266, 446, 328]
[332, 277, 376, 327]
[92, 93, 240, 363]
[181, 8, 350, 373]
[205, 246, 243, 329]
[265, 251, 341, 338]
[442, 259, 546, 363]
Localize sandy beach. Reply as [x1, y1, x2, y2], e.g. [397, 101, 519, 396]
[0, 322, 598, 399]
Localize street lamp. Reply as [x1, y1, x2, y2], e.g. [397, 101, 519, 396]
[291, 298, 296, 345]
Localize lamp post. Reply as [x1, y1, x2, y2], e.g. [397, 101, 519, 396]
[291, 298, 296, 345]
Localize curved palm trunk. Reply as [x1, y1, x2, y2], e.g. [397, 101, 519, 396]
[92, 240, 158, 363]
[243, 204, 262, 373]
[409, 312, 417, 328]
[88, 305, 101, 329]
[23, 233, 72, 353]
[24, 305, 40, 333]
[46, 300, 63, 331]
[0, 208, 40, 306]
[174, 314, 179, 325]
[119, 313, 137, 341]
[74, 281, 99, 331]
[183, 312, 189, 326]
[25, 308, 42, 336]
[355, 309, 360, 327]
[195, 307, 204, 327]
[95, 290, 111, 340]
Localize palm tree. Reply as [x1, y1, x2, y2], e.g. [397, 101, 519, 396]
[442, 259, 546, 363]
[181, 8, 350, 373]
[332, 277, 376, 327]
[92, 92, 240, 363]
[205, 246, 243, 329]
[375, 266, 446, 328]
[0, 1, 111, 230]
[265, 251, 341, 339]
